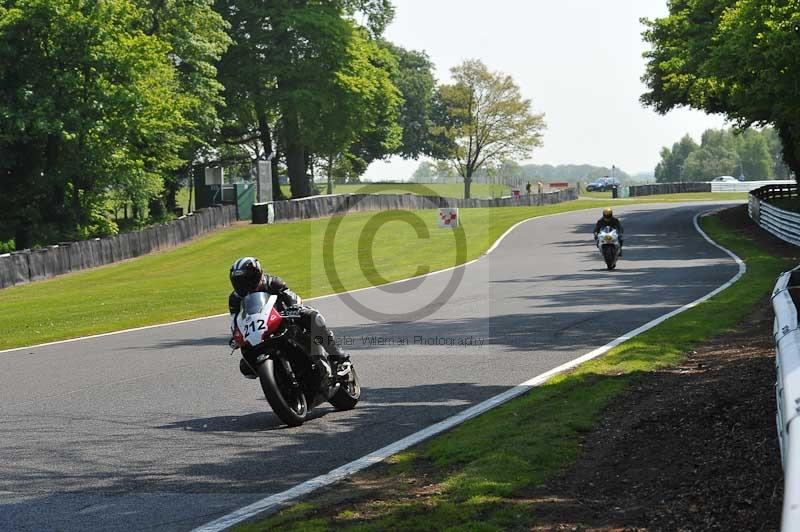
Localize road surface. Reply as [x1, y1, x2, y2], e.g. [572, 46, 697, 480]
[0, 203, 740, 531]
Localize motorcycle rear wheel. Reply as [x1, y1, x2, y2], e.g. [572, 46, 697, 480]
[258, 358, 308, 427]
[329, 365, 361, 411]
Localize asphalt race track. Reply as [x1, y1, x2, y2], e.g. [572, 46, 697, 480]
[0, 203, 740, 531]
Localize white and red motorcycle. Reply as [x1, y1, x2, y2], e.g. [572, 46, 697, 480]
[230, 293, 360, 427]
[596, 226, 621, 270]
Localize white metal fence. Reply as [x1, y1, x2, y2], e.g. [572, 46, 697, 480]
[713, 179, 794, 193]
[749, 184, 800, 247]
[753, 182, 800, 530]
[772, 268, 800, 531]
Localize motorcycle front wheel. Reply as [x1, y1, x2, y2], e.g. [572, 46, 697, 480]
[329, 365, 361, 411]
[258, 358, 308, 427]
[602, 246, 617, 270]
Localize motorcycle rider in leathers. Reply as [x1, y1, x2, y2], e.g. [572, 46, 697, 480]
[228, 257, 350, 383]
[593, 207, 624, 256]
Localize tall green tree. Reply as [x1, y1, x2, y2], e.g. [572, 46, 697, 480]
[215, 0, 398, 199]
[642, 0, 800, 178]
[682, 145, 739, 181]
[737, 129, 773, 180]
[437, 59, 546, 199]
[0, 0, 189, 247]
[763, 127, 792, 180]
[379, 42, 451, 160]
[136, 0, 230, 212]
[655, 134, 699, 182]
[312, 29, 402, 194]
[655, 127, 777, 182]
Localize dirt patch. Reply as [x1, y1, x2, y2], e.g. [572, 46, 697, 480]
[520, 298, 782, 531]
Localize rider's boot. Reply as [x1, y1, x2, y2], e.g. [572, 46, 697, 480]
[323, 332, 352, 376]
[313, 354, 340, 399]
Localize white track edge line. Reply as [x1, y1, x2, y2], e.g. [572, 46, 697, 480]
[191, 210, 746, 532]
[0, 207, 595, 355]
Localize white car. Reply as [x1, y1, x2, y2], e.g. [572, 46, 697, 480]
[711, 175, 739, 183]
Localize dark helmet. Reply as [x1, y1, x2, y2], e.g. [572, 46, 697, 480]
[230, 257, 263, 297]
[603, 207, 613, 220]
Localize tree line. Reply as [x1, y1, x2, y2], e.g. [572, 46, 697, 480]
[655, 127, 790, 182]
[641, 0, 799, 181]
[0, 1, 545, 250]
[413, 160, 632, 185]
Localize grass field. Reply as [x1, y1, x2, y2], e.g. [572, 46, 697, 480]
[0, 199, 629, 350]
[239, 209, 787, 531]
[0, 191, 750, 350]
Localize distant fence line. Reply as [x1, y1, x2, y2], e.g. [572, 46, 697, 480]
[0, 205, 237, 290]
[624, 180, 795, 197]
[626, 182, 711, 197]
[252, 188, 578, 224]
[712, 179, 795, 193]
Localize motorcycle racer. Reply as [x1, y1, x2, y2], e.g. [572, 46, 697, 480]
[228, 257, 350, 381]
[594, 208, 624, 255]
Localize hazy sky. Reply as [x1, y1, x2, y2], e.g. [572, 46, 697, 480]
[363, 0, 727, 180]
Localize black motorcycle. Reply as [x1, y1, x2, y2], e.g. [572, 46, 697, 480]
[231, 293, 360, 427]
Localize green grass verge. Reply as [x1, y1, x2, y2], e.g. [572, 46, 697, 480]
[0, 194, 747, 351]
[237, 210, 789, 531]
[580, 190, 614, 199]
[0, 199, 628, 350]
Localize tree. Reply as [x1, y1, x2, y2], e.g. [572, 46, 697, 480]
[682, 145, 740, 181]
[214, 0, 399, 198]
[136, 0, 230, 212]
[492, 164, 633, 184]
[380, 42, 450, 160]
[655, 134, 699, 182]
[435, 160, 457, 178]
[738, 130, 773, 180]
[655, 127, 778, 182]
[0, 0, 190, 247]
[641, 0, 800, 178]
[763, 127, 792, 180]
[214, 0, 290, 200]
[412, 161, 436, 181]
[437, 60, 546, 198]
[324, 32, 402, 188]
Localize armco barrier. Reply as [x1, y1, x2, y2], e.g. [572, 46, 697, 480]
[0, 204, 237, 290]
[749, 183, 800, 247]
[628, 182, 711, 197]
[712, 179, 794, 193]
[252, 188, 579, 224]
[771, 267, 800, 531]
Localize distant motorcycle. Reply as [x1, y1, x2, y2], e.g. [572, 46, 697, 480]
[596, 226, 621, 270]
[230, 293, 361, 427]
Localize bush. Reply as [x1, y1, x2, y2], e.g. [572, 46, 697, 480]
[0, 239, 15, 254]
[77, 205, 119, 240]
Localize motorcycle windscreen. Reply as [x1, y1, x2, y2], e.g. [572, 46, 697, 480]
[243, 292, 268, 315]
